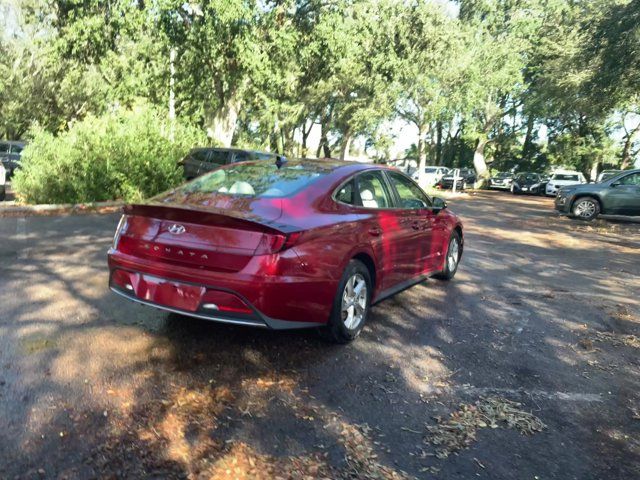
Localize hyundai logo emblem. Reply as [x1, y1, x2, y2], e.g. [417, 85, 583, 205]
[168, 224, 186, 235]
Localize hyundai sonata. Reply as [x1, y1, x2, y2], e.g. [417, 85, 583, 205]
[108, 159, 464, 343]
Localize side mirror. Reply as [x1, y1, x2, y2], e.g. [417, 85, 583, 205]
[432, 197, 447, 212]
[610, 182, 620, 188]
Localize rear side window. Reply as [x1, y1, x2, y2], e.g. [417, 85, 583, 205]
[0, 143, 8, 153]
[335, 180, 357, 205]
[170, 162, 333, 198]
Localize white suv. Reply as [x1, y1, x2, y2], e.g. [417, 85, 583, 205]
[545, 171, 586, 196]
[412, 166, 450, 187]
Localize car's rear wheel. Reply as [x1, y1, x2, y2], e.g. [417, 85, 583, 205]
[571, 196, 600, 221]
[320, 259, 372, 344]
[434, 230, 461, 281]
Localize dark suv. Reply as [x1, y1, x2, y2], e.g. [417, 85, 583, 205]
[0, 141, 26, 178]
[438, 168, 477, 190]
[180, 147, 285, 180]
[555, 169, 640, 220]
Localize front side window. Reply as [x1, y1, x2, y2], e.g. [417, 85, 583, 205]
[387, 171, 431, 209]
[355, 171, 392, 209]
[190, 150, 209, 162]
[0, 143, 9, 153]
[617, 173, 640, 186]
[209, 150, 229, 164]
[11, 144, 23, 154]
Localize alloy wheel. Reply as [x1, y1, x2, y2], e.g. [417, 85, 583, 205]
[341, 273, 367, 330]
[447, 236, 460, 272]
[575, 200, 596, 219]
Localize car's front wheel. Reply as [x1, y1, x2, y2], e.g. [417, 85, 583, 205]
[321, 259, 372, 344]
[434, 230, 462, 281]
[571, 197, 600, 221]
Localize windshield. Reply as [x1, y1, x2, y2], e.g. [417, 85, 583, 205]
[495, 172, 511, 178]
[516, 173, 538, 182]
[552, 174, 579, 181]
[425, 167, 438, 173]
[173, 162, 331, 198]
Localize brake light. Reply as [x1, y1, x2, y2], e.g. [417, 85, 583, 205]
[112, 215, 129, 250]
[254, 232, 302, 255]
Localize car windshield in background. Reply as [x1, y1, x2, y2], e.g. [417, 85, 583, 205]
[517, 174, 538, 182]
[174, 162, 330, 198]
[425, 167, 438, 173]
[495, 172, 511, 178]
[552, 174, 579, 181]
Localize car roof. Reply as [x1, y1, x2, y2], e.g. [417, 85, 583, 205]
[191, 147, 279, 155]
[0, 140, 26, 146]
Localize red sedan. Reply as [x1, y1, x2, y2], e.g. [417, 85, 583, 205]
[108, 159, 464, 343]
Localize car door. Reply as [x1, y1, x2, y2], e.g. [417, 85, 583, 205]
[385, 171, 439, 275]
[352, 170, 408, 291]
[607, 172, 640, 215]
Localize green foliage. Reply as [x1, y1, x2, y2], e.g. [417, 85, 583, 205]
[13, 103, 206, 204]
[2, 0, 639, 192]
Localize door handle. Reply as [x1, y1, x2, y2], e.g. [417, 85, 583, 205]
[368, 227, 382, 237]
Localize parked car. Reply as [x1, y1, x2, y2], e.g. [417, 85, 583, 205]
[438, 168, 476, 190]
[108, 159, 464, 343]
[555, 169, 640, 220]
[510, 172, 546, 195]
[0, 141, 26, 178]
[412, 166, 450, 186]
[545, 171, 586, 196]
[180, 147, 286, 180]
[489, 172, 514, 190]
[0, 163, 6, 201]
[597, 170, 622, 182]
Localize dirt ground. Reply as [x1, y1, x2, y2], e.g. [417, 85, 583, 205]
[0, 191, 639, 479]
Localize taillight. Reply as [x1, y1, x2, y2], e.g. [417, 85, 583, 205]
[112, 215, 129, 250]
[254, 231, 302, 255]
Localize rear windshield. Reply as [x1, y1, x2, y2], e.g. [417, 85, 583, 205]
[175, 162, 331, 198]
[552, 174, 579, 181]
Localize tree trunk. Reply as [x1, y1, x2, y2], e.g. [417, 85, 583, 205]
[590, 159, 600, 182]
[301, 120, 313, 158]
[417, 124, 429, 188]
[522, 113, 534, 159]
[206, 92, 241, 147]
[340, 128, 352, 160]
[436, 121, 443, 166]
[473, 137, 490, 187]
[621, 123, 640, 169]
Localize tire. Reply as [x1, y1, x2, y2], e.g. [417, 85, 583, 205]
[434, 230, 462, 281]
[571, 196, 600, 221]
[320, 259, 372, 344]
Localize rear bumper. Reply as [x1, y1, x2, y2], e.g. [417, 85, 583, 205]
[108, 250, 331, 329]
